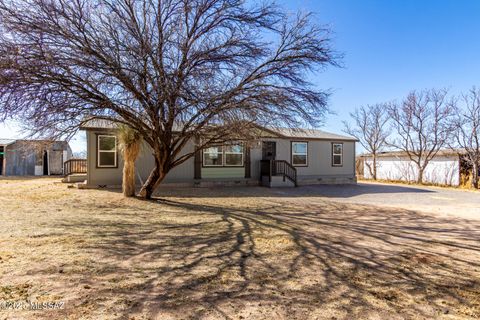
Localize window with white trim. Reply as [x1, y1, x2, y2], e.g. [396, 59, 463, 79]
[332, 143, 343, 166]
[291, 142, 308, 166]
[224, 144, 244, 166]
[203, 144, 244, 167]
[97, 135, 117, 167]
[203, 146, 224, 166]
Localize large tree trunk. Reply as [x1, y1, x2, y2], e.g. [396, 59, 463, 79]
[372, 155, 377, 180]
[472, 162, 479, 189]
[138, 156, 167, 199]
[417, 165, 424, 184]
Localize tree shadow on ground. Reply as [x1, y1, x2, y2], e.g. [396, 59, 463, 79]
[150, 182, 436, 200]
[50, 193, 480, 319]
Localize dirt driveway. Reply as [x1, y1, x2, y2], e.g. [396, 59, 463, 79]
[272, 182, 480, 220]
[0, 178, 479, 319]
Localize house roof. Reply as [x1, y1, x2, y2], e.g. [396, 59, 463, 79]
[269, 127, 357, 141]
[0, 139, 16, 146]
[80, 118, 118, 130]
[80, 118, 358, 141]
[79, 118, 186, 132]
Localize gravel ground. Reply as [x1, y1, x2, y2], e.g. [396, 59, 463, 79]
[279, 181, 480, 220]
[0, 177, 479, 320]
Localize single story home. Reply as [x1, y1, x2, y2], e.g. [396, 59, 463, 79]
[0, 139, 72, 176]
[78, 120, 358, 188]
[358, 150, 470, 186]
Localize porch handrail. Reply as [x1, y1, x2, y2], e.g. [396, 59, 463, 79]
[260, 159, 297, 186]
[64, 158, 87, 176]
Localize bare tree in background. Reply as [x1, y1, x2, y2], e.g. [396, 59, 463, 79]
[0, 0, 339, 198]
[72, 151, 87, 159]
[388, 89, 456, 184]
[453, 87, 480, 188]
[343, 103, 390, 180]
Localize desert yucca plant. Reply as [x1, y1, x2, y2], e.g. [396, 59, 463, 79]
[117, 125, 142, 197]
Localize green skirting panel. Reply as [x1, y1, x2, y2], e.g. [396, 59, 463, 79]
[201, 167, 244, 179]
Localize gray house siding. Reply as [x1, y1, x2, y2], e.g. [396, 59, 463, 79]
[85, 129, 356, 187]
[253, 138, 356, 184]
[86, 130, 194, 187]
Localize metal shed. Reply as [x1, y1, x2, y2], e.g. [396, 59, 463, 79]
[0, 139, 72, 176]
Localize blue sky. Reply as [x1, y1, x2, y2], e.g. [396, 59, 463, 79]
[288, 0, 480, 131]
[1, 0, 480, 152]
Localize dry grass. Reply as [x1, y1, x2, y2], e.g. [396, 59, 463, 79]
[358, 177, 480, 191]
[0, 177, 479, 319]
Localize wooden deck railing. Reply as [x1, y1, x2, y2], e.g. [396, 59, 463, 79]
[260, 159, 297, 186]
[64, 158, 87, 176]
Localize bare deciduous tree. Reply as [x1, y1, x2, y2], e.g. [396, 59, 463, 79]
[388, 89, 456, 184]
[343, 103, 390, 180]
[453, 87, 480, 188]
[0, 0, 339, 198]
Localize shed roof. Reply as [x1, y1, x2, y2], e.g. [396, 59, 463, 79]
[0, 139, 16, 146]
[0, 139, 70, 149]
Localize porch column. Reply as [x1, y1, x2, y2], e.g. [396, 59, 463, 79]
[245, 146, 251, 178]
[194, 138, 201, 180]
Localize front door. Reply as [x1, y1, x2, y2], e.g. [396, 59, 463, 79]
[262, 141, 276, 160]
[43, 150, 49, 175]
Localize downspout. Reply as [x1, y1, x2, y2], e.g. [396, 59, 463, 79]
[353, 141, 356, 182]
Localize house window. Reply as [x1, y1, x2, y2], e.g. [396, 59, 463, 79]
[224, 144, 244, 166]
[332, 143, 343, 166]
[291, 142, 308, 166]
[203, 144, 244, 167]
[97, 135, 117, 167]
[203, 146, 224, 166]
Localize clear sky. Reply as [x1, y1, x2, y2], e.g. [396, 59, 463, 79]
[288, 0, 480, 132]
[1, 0, 480, 152]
